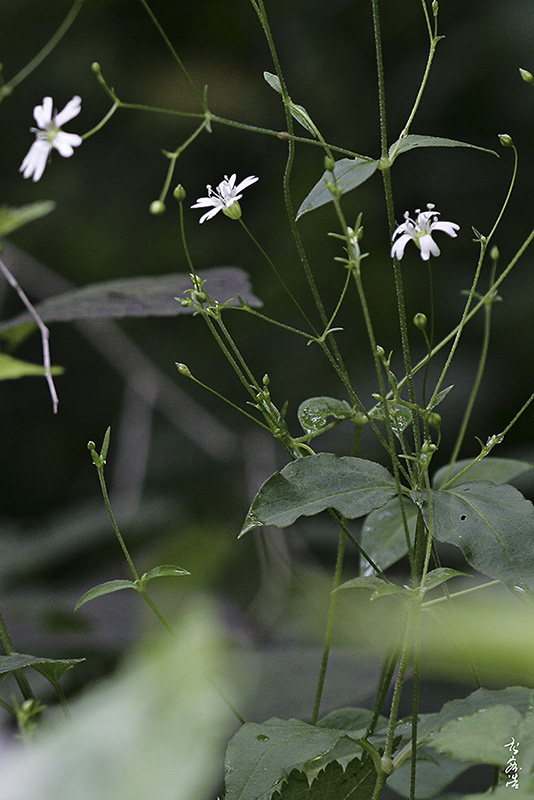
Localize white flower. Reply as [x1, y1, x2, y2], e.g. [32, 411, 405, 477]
[20, 95, 82, 182]
[391, 204, 460, 261]
[191, 173, 259, 223]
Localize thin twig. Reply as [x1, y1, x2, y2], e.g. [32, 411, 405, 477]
[0, 257, 58, 413]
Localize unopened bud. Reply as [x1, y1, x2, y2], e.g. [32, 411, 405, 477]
[324, 156, 335, 173]
[421, 441, 437, 454]
[150, 200, 166, 215]
[176, 362, 192, 378]
[91, 62, 101, 74]
[498, 133, 514, 148]
[376, 345, 385, 358]
[490, 245, 500, 262]
[413, 313, 427, 331]
[428, 412, 441, 428]
[520, 68, 534, 85]
[173, 184, 186, 202]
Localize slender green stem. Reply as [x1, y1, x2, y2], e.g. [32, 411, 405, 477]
[137, 587, 175, 636]
[96, 466, 140, 581]
[382, 597, 421, 762]
[372, 0, 420, 458]
[429, 147, 519, 408]
[365, 641, 401, 738]
[351, 267, 415, 570]
[311, 526, 346, 725]
[81, 102, 119, 140]
[388, 34, 440, 162]
[238, 219, 318, 333]
[230, 305, 316, 342]
[446, 277, 494, 475]
[138, 0, 204, 106]
[0, 610, 34, 702]
[422, 579, 501, 608]
[157, 120, 210, 204]
[439, 390, 534, 491]
[178, 199, 195, 274]
[177, 366, 271, 431]
[410, 607, 422, 800]
[210, 114, 371, 159]
[0, 0, 85, 102]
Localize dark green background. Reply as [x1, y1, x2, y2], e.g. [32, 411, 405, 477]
[1, 1, 534, 756]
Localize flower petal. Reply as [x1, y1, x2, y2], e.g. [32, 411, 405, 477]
[234, 175, 259, 193]
[198, 206, 223, 223]
[419, 234, 440, 260]
[55, 95, 82, 127]
[33, 97, 54, 129]
[431, 220, 460, 237]
[53, 131, 83, 157]
[391, 233, 412, 260]
[19, 139, 51, 182]
[191, 197, 220, 209]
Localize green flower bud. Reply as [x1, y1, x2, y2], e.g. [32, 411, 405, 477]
[149, 200, 166, 215]
[262, 374, 270, 386]
[173, 184, 187, 202]
[176, 362, 192, 378]
[413, 312, 428, 331]
[222, 201, 242, 220]
[376, 345, 386, 358]
[498, 133, 514, 148]
[91, 62, 101, 73]
[421, 441, 437, 454]
[324, 155, 335, 173]
[490, 245, 500, 262]
[520, 68, 534, 84]
[191, 291, 207, 303]
[428, 412, 441, 428]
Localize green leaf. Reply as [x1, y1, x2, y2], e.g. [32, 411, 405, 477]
[141, 564, 191, 583]
[272, 757, 376, 800]
[429, 384, 454, 409]
[263, 72, 317, 135]
[318, 707, 383, 734]
[296, 158, 379, 220]
[427, 703, 523, 766]
[422, 568, 470, 592]
[0, 201, 56, 238]
[360, 498, 418, 574]
[432, 457, 533, 489]
[386, 747, 471, 799]
[388, 134, 498, 159]
[224, 718, 355, 800]
[0, 654, 83, 686]
[31, 659, 85, 684]
[418, 686, 534, 746]
[297, 396, 355, 435]
[369, 402, 412, 440]
[240, 454, 396, 536]
[426, 482, 534, 587]
[337, 576, 392, 593]
[74, 579, 137, 611]
[0, 600, 234, 800]
[0, 352, 63, 381]
[0, 653, 82, 676]
[0, 267, 261, 332]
